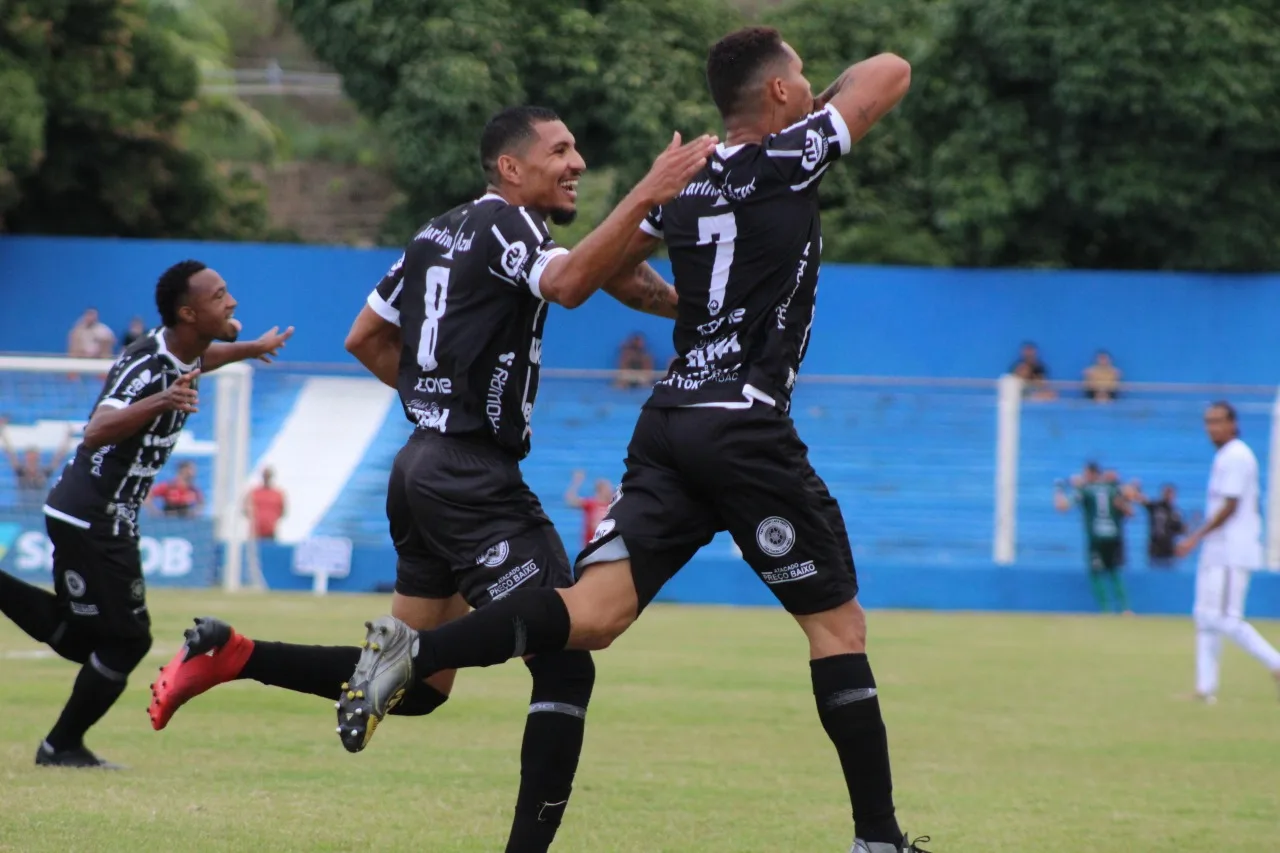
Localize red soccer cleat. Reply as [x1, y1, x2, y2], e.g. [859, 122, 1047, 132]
[148, 617, 255, 731]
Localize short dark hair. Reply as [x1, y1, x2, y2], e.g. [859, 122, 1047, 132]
[479, 106, 561, 185]
[1085, 461, 1101, 474]
[156, 260, 207, 328]
[1209, 400, 1237, 423]
[706, 27, 790, 118]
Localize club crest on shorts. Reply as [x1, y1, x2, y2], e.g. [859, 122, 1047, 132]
[130, 578, 146, 601]
[756, 516, 795, 557]
[64, 570, 87, 598]
[477, 540, 510, 568]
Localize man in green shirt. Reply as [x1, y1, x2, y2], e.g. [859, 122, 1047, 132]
[1055, 462, 1133, 613]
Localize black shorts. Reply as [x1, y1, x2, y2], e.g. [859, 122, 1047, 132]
[387, 432, 573, 607]
[576, 405, 858, 616]
[46, 516, 151, 640]
[1089, 539, 1124, 572]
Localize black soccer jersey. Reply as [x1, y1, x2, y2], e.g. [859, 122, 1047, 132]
[644, 104, 851, 411]
[45, 329, 200, 538]
[367, 193, 567, 459]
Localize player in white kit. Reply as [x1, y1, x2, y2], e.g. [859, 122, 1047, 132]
[1175, 402, 1280, 702]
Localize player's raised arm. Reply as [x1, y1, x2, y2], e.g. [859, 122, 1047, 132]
[814, 53, 912, 146]
[536, 132, 716, 309]
[203, 325, 294, 371]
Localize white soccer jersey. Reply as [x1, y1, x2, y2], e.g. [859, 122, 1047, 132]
[1200, 437, 1263, 570]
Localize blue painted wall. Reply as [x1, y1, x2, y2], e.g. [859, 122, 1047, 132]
[3, 235, 1279, 383]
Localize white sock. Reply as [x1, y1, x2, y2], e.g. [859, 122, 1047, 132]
[1223, 619, 1280, 671]
[1196, 628, 1222, 696]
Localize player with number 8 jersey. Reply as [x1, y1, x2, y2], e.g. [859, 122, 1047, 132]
[367, 192, 559, 456]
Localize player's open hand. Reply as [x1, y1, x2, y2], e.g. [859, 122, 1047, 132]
[1174, 535, 1198, 559]
[255, 326, 295, 363]
[161, 370, 200, 414]
[638, 132, 719, 205]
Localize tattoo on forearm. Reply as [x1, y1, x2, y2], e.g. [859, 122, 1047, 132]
[630, 264, 678, 317]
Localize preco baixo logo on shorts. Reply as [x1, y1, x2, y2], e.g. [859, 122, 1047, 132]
[477, 540, 510, 568]
[487, 559, 539, 600]
[756, 516, 795, 557]
[760, 560, 816, 585]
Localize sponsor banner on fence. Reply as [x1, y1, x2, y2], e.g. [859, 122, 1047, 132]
[0, 510, 217, 587]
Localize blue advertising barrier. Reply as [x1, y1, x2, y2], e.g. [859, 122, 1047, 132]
[0, 510, 217, 587]
[251, 540, 1280, 618]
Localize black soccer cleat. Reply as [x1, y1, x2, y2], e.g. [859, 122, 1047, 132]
[35, 743, 124, 770]
[335, 615, 417, 754]
[181, 616, 234, 662]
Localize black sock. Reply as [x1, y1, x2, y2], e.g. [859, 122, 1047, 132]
[238, 640, 450, 715]
[506, 651, 595, 853]
[414, 588, 571, 678]
[811, 653, 901, 845]
[45, 654, 129, 752]
[0, 570, 61, 644]
[391, 682, 449, 717]
[239, 641, 361, 699]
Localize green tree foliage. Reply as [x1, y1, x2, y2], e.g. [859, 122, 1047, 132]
[771, 0, 1280, 270]
[287, 0, 738, 237]
[0, 0, 271, 239]
[287, 0, 1279, 269]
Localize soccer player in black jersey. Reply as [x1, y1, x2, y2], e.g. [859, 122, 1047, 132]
[341, 30, 929, 853]
[147, 107, 713, 851]
[0, 261, 291, 768]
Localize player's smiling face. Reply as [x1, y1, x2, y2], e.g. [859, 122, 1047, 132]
[183, 268, 240, 342]
[518, 119, 586, 226]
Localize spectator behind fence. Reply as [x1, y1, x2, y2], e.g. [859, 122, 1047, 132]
[149, 460, 203, 518]
[1010, 341, 1056, 401]
[1125, 480, 1187, 569]
[67, 308, 116, 358]
[564, 469, 613, 549]
[0, 417, 73, 506]
[121, 316, 148, 350]
[1083, 350, 1122, 402]
[614, 332, 655, 389]
[246, 467, 287, 541]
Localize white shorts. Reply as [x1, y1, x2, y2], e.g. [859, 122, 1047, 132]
[1194, 564, 1252, 621]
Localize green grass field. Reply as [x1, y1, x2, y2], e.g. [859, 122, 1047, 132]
[3, 591, 1280, 852]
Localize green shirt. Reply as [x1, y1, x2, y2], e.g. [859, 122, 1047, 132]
[1076, 483, 1123, 543]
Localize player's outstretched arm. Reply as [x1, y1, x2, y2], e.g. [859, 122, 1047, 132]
[601, 230, 676, 318]
[537, 132, 716, 309]
[815, 53, 911, 146]
[203, 325, 295, 372]
[83, 371, 200, 449]
[344, 304, 401, 390]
